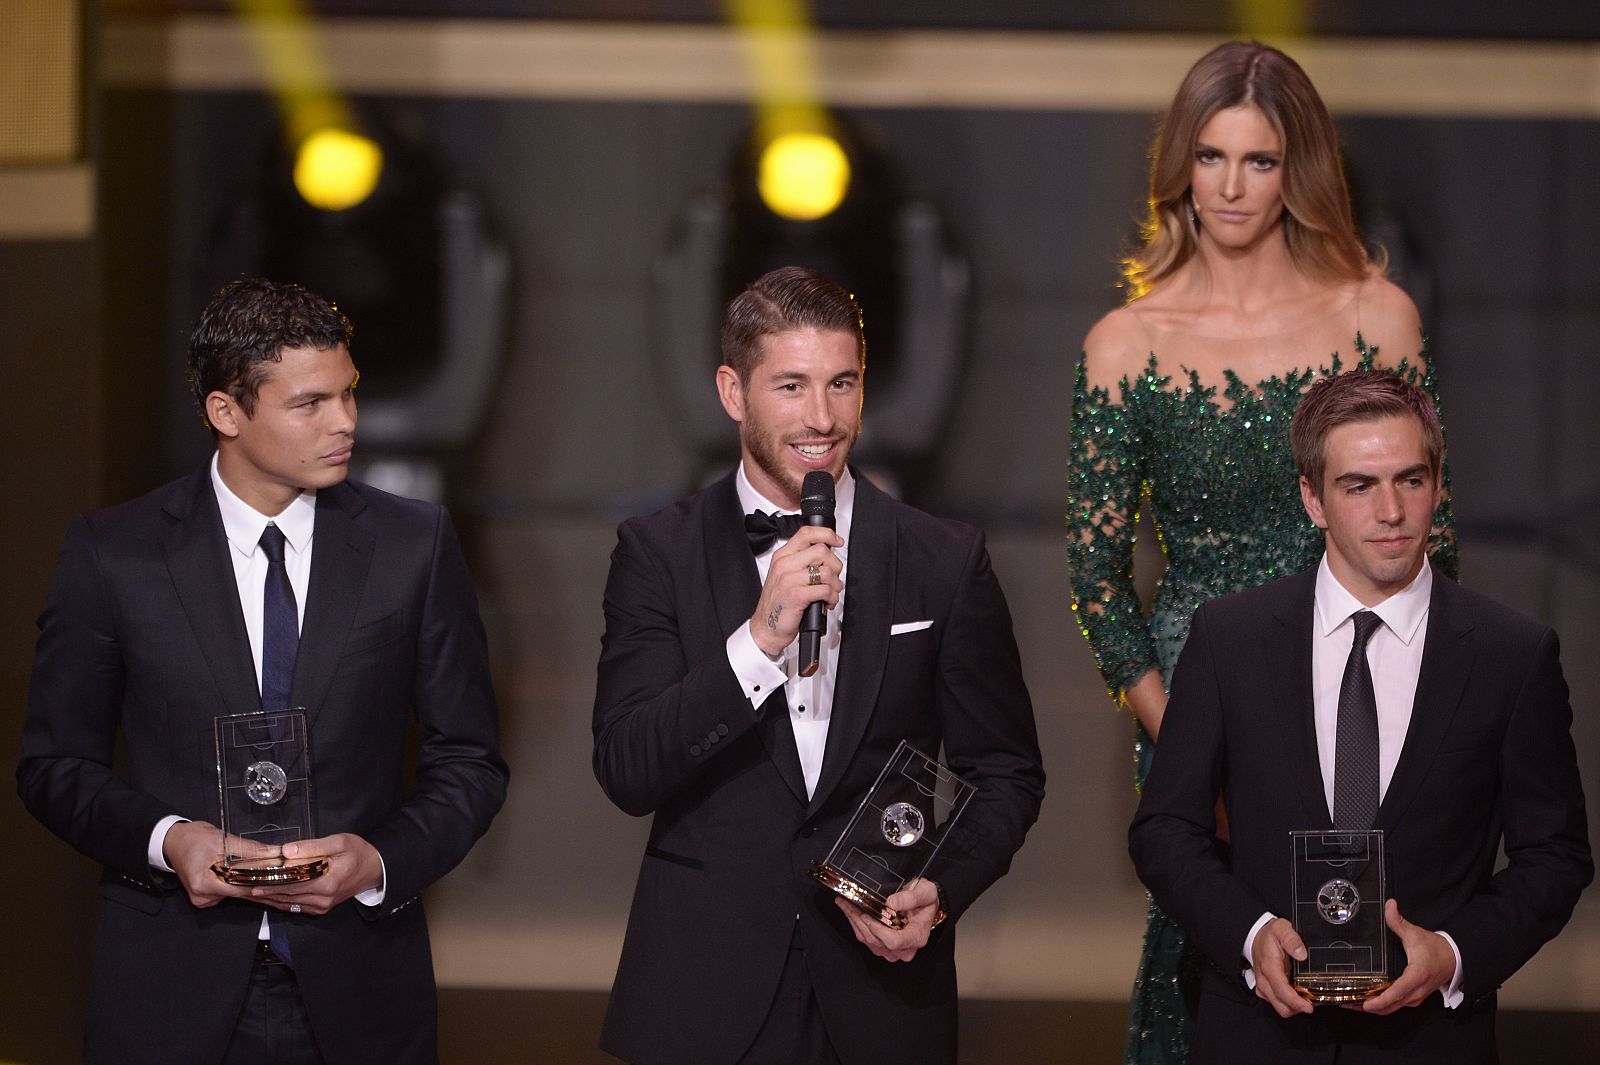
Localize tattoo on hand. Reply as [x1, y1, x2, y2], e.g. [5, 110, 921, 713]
[766, 605, 782, 631]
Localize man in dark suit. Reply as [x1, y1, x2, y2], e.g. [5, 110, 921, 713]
[1130, 370, 1591, 1063]
[593, 266, 1045, 1065]
[18, 279, 508, 1065]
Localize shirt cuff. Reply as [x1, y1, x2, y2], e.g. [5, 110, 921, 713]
[148, 814, 188, 872]
[726, 623, 787, 710]
[354, 851, 387, 907]
[1240, 911, 1276, 989]
[1436, 929, 1464, 1008]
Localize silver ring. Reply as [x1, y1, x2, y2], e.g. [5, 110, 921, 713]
[289, 903, 302, 914]
[807, 564, 822, 586]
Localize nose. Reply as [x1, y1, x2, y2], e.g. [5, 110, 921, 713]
[1221, 163, 1244, 201]
[1374, 483, 1404, 525]
[804, 386, 835, 433]
[333, 392, 357, 434]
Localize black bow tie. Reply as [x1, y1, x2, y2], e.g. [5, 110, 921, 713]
[745, 509, 806, 555]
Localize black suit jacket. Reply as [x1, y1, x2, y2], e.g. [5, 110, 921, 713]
[18, 467, 508, 1065]
[1129, 567, 1591, 1064]
[592, 471, 1045, 1065]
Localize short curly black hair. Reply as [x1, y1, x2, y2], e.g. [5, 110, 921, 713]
[187, 278, 353, 427]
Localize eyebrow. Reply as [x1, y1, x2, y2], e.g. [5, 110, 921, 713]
[1194, 141, 1281, 157]
[283, 371, 359, 405]
[1332, 463, 1432, 485]
[767, 368, 860, 383]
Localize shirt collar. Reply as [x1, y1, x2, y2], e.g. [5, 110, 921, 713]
[735, 462, 856, 543]
[1314, 553, 1432, 646]
[210, 452, 318, 558]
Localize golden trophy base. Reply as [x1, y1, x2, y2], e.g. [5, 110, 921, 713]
[1294, 975, 1391, 1004]
[212, 855, 329, 886]
[810, 862, 906, 929]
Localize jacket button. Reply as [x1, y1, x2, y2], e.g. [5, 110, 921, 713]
[689, 744, 703, 756]
[717, 723, 730, 737]
[707, 731, 720, 745]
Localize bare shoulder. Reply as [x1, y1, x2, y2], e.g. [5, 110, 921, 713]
[1080, 305, 1151, 391]
[1354, 276, 1424, 367]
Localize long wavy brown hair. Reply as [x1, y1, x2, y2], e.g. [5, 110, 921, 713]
[1123, 41, 1379, 298]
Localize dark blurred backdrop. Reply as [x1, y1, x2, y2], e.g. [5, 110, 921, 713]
[3, 3, 1597, 1062]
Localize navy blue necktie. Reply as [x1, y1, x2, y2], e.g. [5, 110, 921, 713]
[1332, 611, 1382, 829]
[260, 524, 298, 711]
[259, 524, 299, 965]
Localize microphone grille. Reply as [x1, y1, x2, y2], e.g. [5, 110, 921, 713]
[800, 471, 835, 516]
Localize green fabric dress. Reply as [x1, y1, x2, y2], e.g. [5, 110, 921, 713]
[1065, 338, 1456, 1065]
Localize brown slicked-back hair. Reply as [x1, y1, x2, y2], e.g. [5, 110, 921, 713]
[1124, 40, 1378, 297]
[1292, 370, 1443, 493]
[720, 266, 865, 385]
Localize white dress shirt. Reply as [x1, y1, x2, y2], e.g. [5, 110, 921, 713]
[1242, 556, 1462, 1006]
[724, 464, 854, 799]
[1311, 555, 1430, 816]
[148, 454, 384, 920]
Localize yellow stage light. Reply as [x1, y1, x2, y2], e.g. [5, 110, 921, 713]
[758, 131, 850, 221]
[293, 128, 383, 211]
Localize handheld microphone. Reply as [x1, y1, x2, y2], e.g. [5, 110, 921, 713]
[798, 470, 836, 678]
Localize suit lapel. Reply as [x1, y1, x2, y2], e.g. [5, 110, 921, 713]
[808, 473, 893, 815]
[702, 475, 808, 805]
[1376, 576, 1473, 830]
[1265, 570, 1332, 829]
[292, 482, 375, 729]
[163, 470, 261, 719]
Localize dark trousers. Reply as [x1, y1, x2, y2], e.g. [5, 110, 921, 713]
[221, 943, 326, 1065]
[736, 927, 842, 1065]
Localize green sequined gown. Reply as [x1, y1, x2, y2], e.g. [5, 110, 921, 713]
[1065, 338, 1456, 1065]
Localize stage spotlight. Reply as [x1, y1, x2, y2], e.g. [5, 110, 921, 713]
[205, 105, 509, 504]
[758, 130, 850, 221]
[292, 127, 383, 211]
[657, 113, 970, 500]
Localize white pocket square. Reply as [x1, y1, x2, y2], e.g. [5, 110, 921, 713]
[889, 620, 934, 635]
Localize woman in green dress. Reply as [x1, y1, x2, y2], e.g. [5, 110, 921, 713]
[1066, 41, 1456, 1065]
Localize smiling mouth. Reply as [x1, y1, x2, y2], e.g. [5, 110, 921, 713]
[792, 442, 836, 460]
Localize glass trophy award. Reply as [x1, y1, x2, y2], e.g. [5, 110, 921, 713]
[1290, 829, 1390, 1002]
[211, 710, 328, 885]
[810, 742, 977, 929]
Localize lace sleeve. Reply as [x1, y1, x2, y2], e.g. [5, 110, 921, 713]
[1065, 352, 1162, 697]
[1357, 336, 1459, 580]
[1416, 340, 1459, 580]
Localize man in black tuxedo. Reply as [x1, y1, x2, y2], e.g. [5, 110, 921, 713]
[593, 266, 1045, 1065]
[18, 279, 508, 1065]
[1130, 370, 1591, 1063]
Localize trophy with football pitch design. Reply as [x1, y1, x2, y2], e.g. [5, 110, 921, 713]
[811, 741, 976, 929]
[212, 710, 328, 885]
[1290, 829, 1390, 1002]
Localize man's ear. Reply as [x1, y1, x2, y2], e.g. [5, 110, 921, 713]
[715, 365, 745, 424]
[1299, 475, 1329, 530]
[207, 391, 243, 439]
